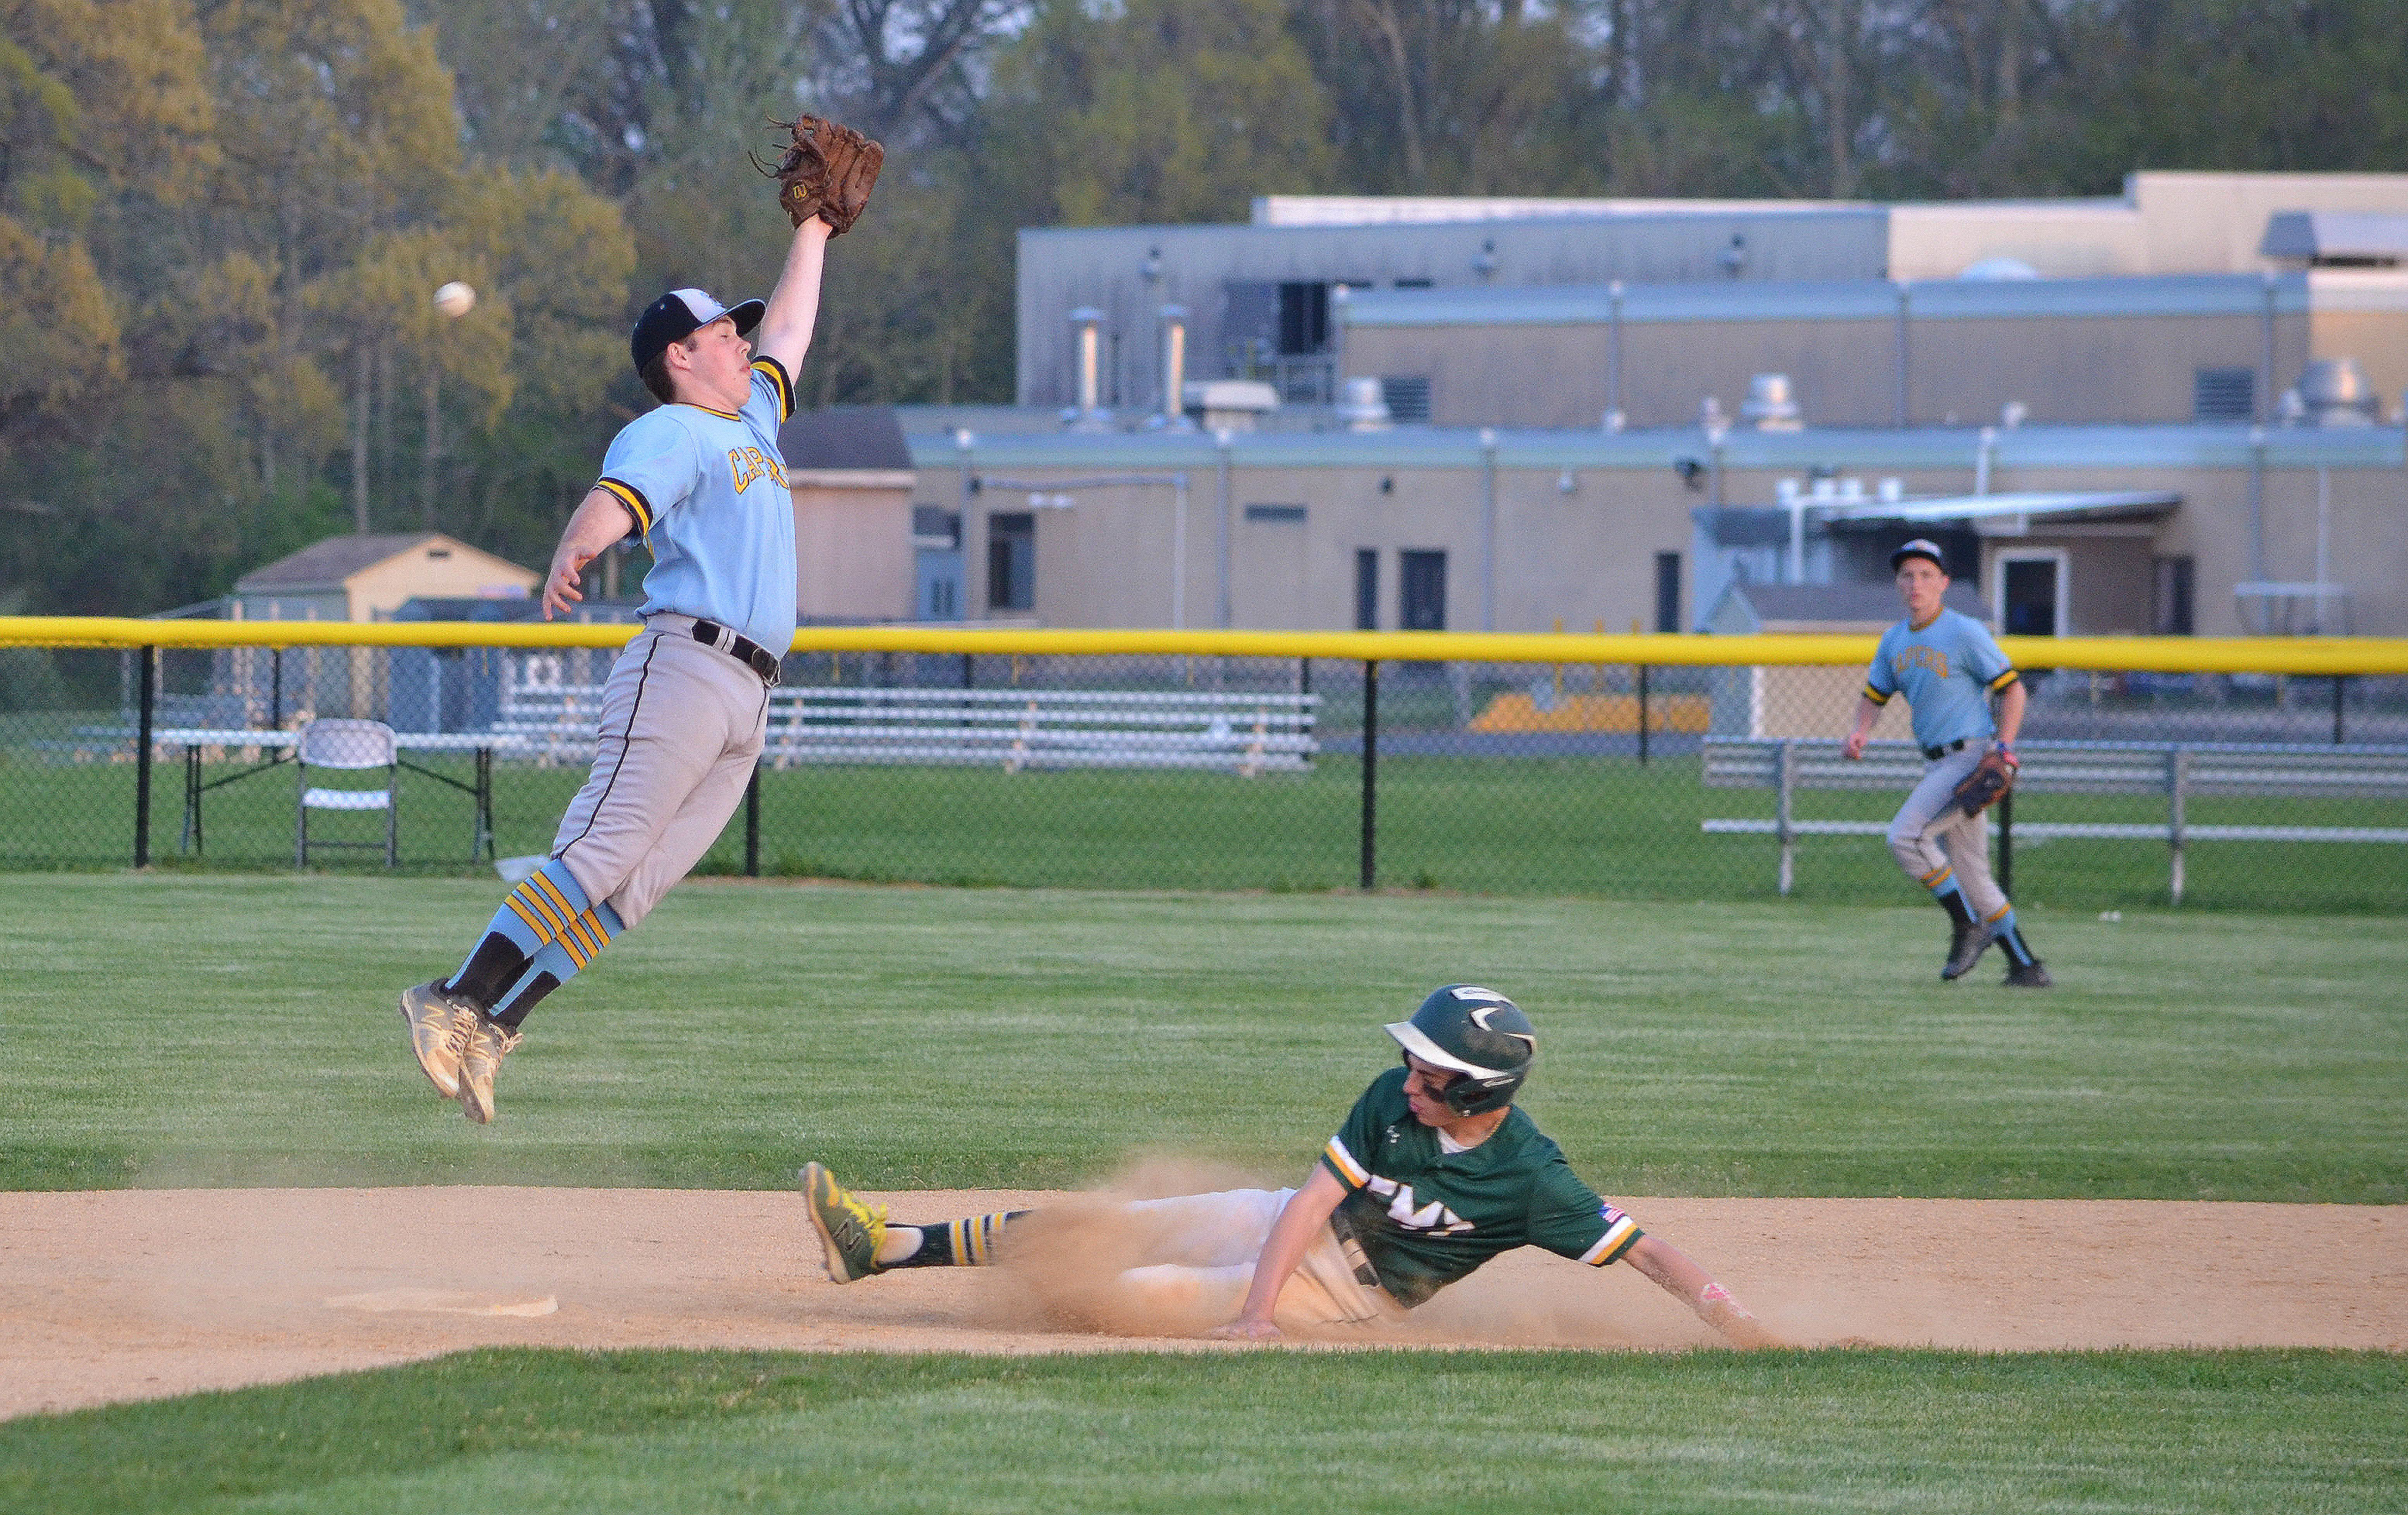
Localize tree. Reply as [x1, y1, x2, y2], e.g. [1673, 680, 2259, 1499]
[0, 0, 213, 453]
[992, 0, 1336, 226]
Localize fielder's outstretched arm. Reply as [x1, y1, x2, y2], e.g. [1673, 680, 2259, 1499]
[752, 216, 832, 380]
[542, 490, 639, 620]
[1208, 1166, 1349, 1340]
[1622, 1233, 1779, 1348]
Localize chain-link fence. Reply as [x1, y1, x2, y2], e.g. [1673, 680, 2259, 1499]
[2, 630, 2403, 912]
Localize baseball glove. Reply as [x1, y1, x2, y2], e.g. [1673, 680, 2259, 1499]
[1950, 745, 2018, 818]
[764, 115, 883, 235]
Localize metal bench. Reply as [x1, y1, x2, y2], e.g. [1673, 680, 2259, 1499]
[1701, 737, 2408, 902]
[496, 685, 1318, 775]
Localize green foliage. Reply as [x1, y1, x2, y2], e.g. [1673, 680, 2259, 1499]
[991, 0, 1336, 225]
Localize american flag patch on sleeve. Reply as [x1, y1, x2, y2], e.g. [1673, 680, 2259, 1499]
[1577, 1203, 1642, 1265]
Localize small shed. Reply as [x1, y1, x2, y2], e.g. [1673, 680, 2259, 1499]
[781, 407, 915, 622]
[232, 534, 538, 623]
[1707, 580, 1993, 740]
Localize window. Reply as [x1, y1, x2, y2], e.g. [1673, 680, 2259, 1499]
[987, 511, 1034, 612]
[1355, 549, 1379, 630]
[1277, 283, 1332, 355]
[2194, 367, 2255, 422]
[1244, 503, 1306, 523]
[1401, 550, 1447, 631]
[2152, 555, 2195, 635]
[1381, 375, 1432, 423]
[1654, 551, 1682, 634]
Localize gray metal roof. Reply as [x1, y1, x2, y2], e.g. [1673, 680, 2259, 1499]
[780, 406, 912, 472]
[902, 411, 2408, 472]
[236, 533, 445, 591]
[1339, 272, 2311, 328]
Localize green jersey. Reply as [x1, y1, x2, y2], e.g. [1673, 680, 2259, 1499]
[1319, 1066, 1643, 1307]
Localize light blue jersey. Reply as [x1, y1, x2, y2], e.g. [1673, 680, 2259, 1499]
[1864, 606, 2018, 751]
[594, 356, 797, 655]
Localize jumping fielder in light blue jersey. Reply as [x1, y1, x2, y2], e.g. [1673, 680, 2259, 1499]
[1843, 539, 2052, 987]
[397, 188, 854, 1122]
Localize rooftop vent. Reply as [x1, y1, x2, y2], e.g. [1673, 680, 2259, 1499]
[1336, 376, 1392, 431]
[2287, 357, 2381, 427]
[1741, 373, 1803, 431]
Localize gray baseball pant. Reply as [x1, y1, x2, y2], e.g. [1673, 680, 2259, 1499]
[550, 616, 769, 929]
[1886, 744, 2009, 919]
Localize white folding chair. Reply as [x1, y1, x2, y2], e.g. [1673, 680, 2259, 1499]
[295, 719, 399, 867]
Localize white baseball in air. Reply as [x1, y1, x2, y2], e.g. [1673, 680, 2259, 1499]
[435, 281, 476, 318]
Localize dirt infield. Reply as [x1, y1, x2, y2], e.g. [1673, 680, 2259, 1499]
[3, 1186, 2401, 1419]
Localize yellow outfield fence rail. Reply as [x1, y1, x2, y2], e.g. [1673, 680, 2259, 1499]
[0, 617, 2403, 916]
[4, 616, 2408, 675]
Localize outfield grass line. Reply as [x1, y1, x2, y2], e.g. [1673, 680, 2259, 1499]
[4, 1348, 2403, 1515]
[2, 877, 2401, 1200]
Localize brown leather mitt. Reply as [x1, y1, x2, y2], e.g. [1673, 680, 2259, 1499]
[767, 115, 884, 235]
[1950, 744, 2018, 818]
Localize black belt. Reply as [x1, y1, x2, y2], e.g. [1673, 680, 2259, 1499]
[690, 620, 782, 685]
[1921, 738, 1969, 761]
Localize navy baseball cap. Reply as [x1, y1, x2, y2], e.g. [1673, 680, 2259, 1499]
[631, 288, 765, 373]
[1889, 538, 1948, 572]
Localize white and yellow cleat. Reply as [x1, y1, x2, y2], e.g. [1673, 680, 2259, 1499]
[399, 983, 473, 1100]
[456, 1012, 523, 1125]
[800, 1162, 888, 1283]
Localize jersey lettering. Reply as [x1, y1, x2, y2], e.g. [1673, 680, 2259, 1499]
[1893, 645, 1950, 681]
[1362, 1175, 1474, 1235]
[726, 446, 787, 494]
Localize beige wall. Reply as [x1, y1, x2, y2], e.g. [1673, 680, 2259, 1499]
[793, 483, 913, 620]
[346, 538, 538, 620]
[1909, 313, 2282, 427]
[966, 454, 2408, 640]
[1889, 204, 2146, 280]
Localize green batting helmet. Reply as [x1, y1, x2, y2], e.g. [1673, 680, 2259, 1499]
[1385, 984, 1536, 1116]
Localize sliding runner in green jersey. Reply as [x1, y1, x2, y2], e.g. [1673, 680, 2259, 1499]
[799, 985, 1776, 1346]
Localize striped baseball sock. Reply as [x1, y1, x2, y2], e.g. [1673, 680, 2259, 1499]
[1987, 905, 2040, 968]
[1923, 867, 1978, 929]
[875, 1210, 1030, 1269]
[445, 858, 624, 1023]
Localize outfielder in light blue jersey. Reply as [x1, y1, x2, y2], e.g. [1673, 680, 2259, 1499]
[1864, 606, 2016, 752]
[1843, 539, 2051, 988]
[399, 199, 851, 1123]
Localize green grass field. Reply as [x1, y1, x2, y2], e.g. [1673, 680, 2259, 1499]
[5, 875, 2402, 1509]
[5, 1348, 2403, 1515]
[5, 874, 2401, 1197]
[5, 747, 2404, 912]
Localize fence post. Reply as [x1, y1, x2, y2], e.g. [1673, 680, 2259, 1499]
[1359, 660, 1378, 891]
[1636, 664, 1651, 766]
[134, 644, 157, 867]
[1775, 738, 1794, 896]
[1996, 787, 2014, 900]
[745, 762, 762, 878]
[2168, 747, 2188, 906]
[2334, 675, 2346, 744]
